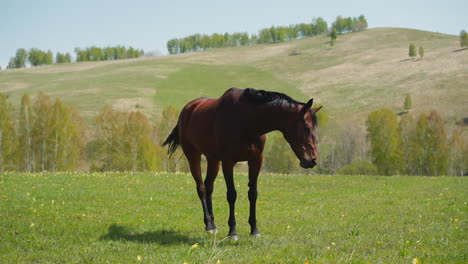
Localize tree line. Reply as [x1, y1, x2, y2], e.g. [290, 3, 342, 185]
[0, 92, 464, 175]
[167, 15, 367, 54]
[6, 46, 144, 69]
[366, 101, 465, 176]
[75, 46, 144, 62]
[0, 92, 186, 173]
[0, 93, 83, 171]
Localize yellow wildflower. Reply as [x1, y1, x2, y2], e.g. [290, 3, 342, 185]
[191, 243, 199, 249]
[137, 255, 142, 261]
[412, 258, 420, 264]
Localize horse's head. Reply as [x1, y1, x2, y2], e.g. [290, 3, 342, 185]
[283, 99, 321, 169]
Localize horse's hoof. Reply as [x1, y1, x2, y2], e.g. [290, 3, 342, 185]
[250, 233, 261, 238]
[207, 229, 218, 234]
[227, 234, 239, 241]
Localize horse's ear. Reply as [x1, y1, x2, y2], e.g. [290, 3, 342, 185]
[313, 106, 323, 112]
[300, 99, 313, 115]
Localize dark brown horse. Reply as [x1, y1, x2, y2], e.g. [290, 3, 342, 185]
[163, 87, 321, 239]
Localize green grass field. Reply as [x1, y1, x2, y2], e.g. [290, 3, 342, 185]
[1, 172, 466, 263]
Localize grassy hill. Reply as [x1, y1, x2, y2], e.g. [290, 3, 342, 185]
[0, 28, 466, 125]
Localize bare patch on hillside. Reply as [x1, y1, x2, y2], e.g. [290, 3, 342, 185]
[112, 96, 155, 113]
[0, 82, 30, 92]
[170, 44, 294, 65]
[71, 88, 102, 95]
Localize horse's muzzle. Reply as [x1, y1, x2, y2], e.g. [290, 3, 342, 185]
[300, 159, 317, 169]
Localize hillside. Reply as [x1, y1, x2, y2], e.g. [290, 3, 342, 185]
[0, 28, 465, 125]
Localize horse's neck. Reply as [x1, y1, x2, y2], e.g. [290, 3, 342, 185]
[250, 104, 297, 136]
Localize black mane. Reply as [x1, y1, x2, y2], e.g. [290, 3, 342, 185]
[243, 88, 318, 126]
[243, 88, 303, 106]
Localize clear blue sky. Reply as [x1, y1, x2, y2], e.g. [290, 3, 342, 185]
[1, 0, 466, 69]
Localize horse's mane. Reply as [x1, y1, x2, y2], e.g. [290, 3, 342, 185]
[243, 88, 318, 126]
[243, 88, 303, 106]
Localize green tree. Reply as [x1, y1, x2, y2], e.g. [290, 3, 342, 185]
[88, 46, 104, 61]
[32, 92, 53, 171]
[411, 111, 449, 175]
[56, 52, 71, 63]
[448, 128, 466, 176]
[7, 48, 28, 69]
[64, 53, 72, 63]
[45, 50, 53, 64]
[426, 111, 449, 175]
[460, 30, 468, 47]
[94, 107, 159, 171]
[409, 43, 417, 57]
[257, 28, 272, 44]
[94, 106, 121, 170]
[28, 48, 53, 66]
[333, 16, 346, 33]
[287, 24, 299, 39]
[29, 48, 45, 66]
[15, 48, 28, 68]
[330, 28, 337, 46]
[298, 23, 313, 37]
[353, 15, 368, 31]
[75, 48, 89, 62]
[404, 94, 412, 111]
[419, 46, 424, 59]
[412, 113, 430, 175]
[167, 39, 179, 54]
[366, 108, 403, 175]
[313, 17, 328, 35]
[399, 114, 416, 175]
[124, 111, 158, 171]
[49, 98, 83, 171]
[7, 58, 16, 69]
[0, 94, 19, 171]
[18, 93, 35, 171]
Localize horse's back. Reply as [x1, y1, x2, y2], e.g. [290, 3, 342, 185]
[178, 97, 219, 156]
[178, 88, 261, 160]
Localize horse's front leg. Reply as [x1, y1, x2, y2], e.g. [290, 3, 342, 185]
[248, 155, 263, 236]
[222, 160, 238, 239]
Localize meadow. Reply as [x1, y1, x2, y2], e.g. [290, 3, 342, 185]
[1, 172, 466, 263]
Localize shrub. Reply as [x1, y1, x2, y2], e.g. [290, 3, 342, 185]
[337, 160, 377, 175]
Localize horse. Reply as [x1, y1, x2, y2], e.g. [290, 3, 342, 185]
[163, 87, 321, 239]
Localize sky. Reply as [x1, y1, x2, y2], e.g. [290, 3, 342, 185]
[1, 0, 467, 69]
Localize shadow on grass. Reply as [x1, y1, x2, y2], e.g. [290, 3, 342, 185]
[452, 47, 468, 52]
[100, 224, 199, 245]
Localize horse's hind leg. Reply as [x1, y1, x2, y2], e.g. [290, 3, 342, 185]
[248, 155, 263, 236]
[184, 147, 214, 232]
[204, 158, 220, 233]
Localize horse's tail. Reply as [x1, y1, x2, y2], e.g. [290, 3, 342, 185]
[162, 125, 180, 157]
